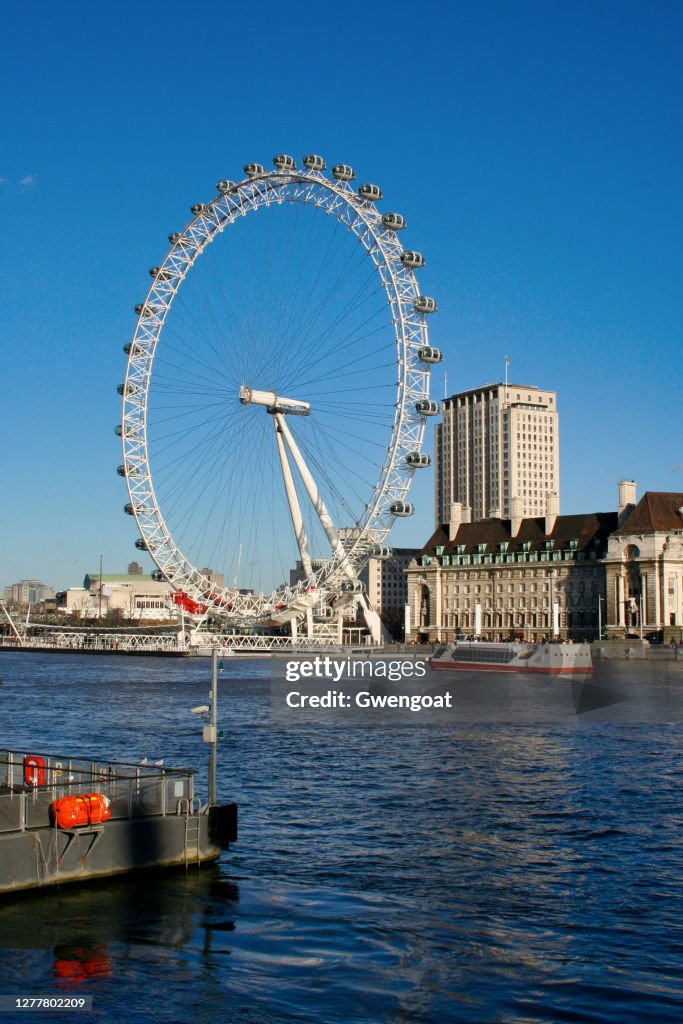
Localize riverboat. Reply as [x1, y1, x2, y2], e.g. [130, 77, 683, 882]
[430, 640, 593, 676]
[0, 748, 237, 894]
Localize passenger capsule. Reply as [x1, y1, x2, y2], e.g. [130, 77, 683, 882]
[273, 154, 295, 170]
[370, 545, 393, 559]
[406, 452, 431, 468]
[134, 538, 148, 551]
[116, 464, 126, 477]
[390, 501, 415, 517]
[190, 203, 208, 216]
[303, 154, 326, 171]
[341, 579, 366, 594]
[415, 399, 440, 416]
[216, 179, 236, 193]
[417, 346, 443, 364]
[332, 164, 355, 181]
[149, 267, 171, 281]
[168, 232, 181, 244]
[134, 303, 159, 318]
[117, 383, 139, 397]
[151, 570, 165, 582]
[358, 183, 383, 202]
[400, 251, 425, 270]
[114, 425, 122, 437]
[244, 163, 265, 177]
[124, 503, 135, 516]
[413, 295, 438, 314]
[381, 212, 406, 231]
[123, 343, 131, 355]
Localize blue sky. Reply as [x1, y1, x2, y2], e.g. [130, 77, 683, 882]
[2, 0, 682, 591]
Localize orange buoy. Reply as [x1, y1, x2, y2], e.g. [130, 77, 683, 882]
[24, 755, 45, 787]
[51, 793, 111, 829]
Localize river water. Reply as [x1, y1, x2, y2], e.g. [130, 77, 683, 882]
[1, 652, 683, 1023]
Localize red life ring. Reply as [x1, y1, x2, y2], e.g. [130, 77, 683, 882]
[24, 755, 45, 787]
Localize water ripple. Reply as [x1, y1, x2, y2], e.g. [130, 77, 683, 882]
[1, 653, 683, 1022]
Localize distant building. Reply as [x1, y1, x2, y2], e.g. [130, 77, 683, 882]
[57, 572, 175, 621]
[3, 579, 55, 607]
[435, 382, 559, 525]
[360, 548, 419, 623]
[406, 501, 615, 643]
[603, 482, 683, 639]
[199, 567, 225, 589]
[289, 559, 327, 588]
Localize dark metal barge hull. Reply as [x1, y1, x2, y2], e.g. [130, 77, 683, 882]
[1, 815, 220, 894]
[0, 750, 236, 895]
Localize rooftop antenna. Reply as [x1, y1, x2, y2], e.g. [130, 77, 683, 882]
[443, 371, 448, 400]
[504, 355, 510, 408]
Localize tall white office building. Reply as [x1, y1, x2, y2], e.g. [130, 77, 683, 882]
[434, 382, 560, 525]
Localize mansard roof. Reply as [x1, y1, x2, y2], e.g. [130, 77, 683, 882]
[615, 492, 683, 534]
[417, 512, 618, 558]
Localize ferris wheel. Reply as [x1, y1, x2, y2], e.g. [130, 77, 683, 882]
[117, 153, 441, 627]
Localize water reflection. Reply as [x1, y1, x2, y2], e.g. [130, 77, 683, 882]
[0, 868, 238, 986]
[2, 653, 683, 1022]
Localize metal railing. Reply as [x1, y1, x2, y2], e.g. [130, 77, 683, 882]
[0, 750, 195, 834]
[0, 633, 180, 654]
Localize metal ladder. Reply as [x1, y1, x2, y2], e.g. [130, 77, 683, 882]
[183, 809, 201, 864]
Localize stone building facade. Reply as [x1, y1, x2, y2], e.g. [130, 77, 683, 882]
[361, 547, 419, 631]
[406, 503, 616, 644]
[57, 573, 173, 621]
[434, 382, 559, 525]
[3, 579, 55, 607]
[603, 488, 683, 640]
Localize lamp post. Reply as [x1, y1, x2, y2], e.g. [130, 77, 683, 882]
[98, 553, 103, 623]
[191, 649, 223, 808]
[597, 595, 605, 641]
[545, 568, 560, 639]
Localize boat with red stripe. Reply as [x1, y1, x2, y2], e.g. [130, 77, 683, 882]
[430, 640, 593, 676]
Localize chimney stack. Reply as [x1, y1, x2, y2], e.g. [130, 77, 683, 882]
[449, 502, 463, 542]
[617, 480, 637, 526]
[510, 497, 524, 538]
[545, 492, 559, 536]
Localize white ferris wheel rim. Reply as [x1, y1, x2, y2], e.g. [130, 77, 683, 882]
[120, 158, 435, 621]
